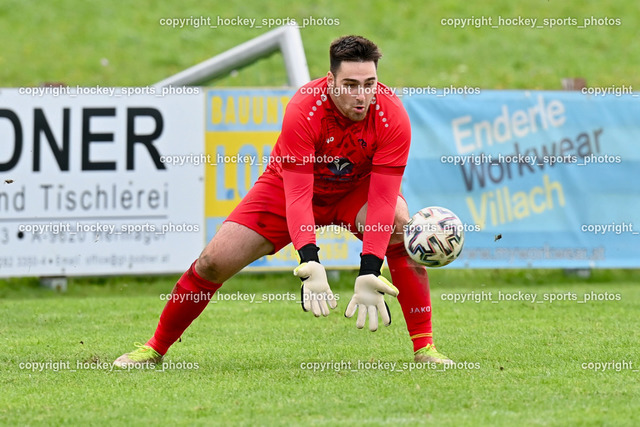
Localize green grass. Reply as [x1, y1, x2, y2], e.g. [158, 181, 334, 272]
[1, 0, 639, 89]
[2, 1, 640, 425]
[1, 270, 639, 425]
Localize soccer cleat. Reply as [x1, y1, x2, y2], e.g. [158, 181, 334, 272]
[414, 344, 454, 365]
[113, 343, 163, 368]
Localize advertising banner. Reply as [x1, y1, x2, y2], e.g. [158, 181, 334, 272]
[3, 87, 637, 276]
[403, 90, 640, 268]
[0, 88, 205, 276]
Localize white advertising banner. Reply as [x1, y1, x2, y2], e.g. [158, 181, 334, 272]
[0, 88, 205, 277]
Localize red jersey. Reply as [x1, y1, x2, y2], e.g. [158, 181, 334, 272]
[266, 77, 411, 259]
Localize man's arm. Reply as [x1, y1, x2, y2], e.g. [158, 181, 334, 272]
[279, 96, 337, 316]
[362, 97, 412, 260]
[282, 168, 315, 249]
[345, 96, 411, 330]
[279, 100, 317, 250]
[361, 166, 405, 259]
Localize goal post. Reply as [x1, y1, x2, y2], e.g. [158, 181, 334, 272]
[153, 24, 310, 88]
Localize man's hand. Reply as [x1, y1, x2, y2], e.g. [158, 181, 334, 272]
[344, 274, 399, 331]
[294, 261, 338, 317]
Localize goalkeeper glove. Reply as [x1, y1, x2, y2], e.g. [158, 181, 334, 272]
[293, 244, 337, 317]
[344, 254, 399, 331]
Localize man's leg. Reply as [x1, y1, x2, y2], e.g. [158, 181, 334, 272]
[146, 222, 275, 353]
[355, 197, 452, 363]
[113, 222, 275, 367]
[114, 171, 292, 367]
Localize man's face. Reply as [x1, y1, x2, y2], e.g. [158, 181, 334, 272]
[327, 61, 377, 122]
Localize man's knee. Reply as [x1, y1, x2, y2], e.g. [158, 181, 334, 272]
[390, 198, 410, 245]
[354, 195, 410, 245]
[195, 252, 226, 284]
[194, 222, 275, 283]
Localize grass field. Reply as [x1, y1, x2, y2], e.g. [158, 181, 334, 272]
[1, 0, 639, 89]
[2, 1, 640, 425]
[1, 270, 639, 425]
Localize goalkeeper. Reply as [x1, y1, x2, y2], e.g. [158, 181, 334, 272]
[114, 35, 452, 367]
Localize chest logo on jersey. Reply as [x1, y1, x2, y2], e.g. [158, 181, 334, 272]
[327, 157, 353, 176]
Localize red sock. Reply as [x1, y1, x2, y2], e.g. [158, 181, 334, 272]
[386, 242, 433, 352]
[146, 260, 222, 355]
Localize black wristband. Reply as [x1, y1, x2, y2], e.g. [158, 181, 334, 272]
[359, 254, 383, 277]
[298, 244, 320, 263]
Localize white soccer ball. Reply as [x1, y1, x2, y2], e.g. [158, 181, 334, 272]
[403, 206, 465, 267]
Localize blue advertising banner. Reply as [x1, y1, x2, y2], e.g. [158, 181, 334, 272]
[204, 88, 639, 269]
[402, 91, 640, 268]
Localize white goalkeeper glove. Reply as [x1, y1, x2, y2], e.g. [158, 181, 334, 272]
[344, 254, 399, 331]
[293, 245, 337, 317]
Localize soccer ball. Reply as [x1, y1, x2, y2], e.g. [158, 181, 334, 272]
[403, 206, 465, 267]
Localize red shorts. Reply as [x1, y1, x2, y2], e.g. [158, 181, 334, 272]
[225, 172, 374, 254]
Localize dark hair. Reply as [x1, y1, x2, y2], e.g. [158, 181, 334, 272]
[329, 35, 382, 75]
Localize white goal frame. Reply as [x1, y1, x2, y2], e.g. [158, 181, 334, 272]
[153, 24, 310, 88]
